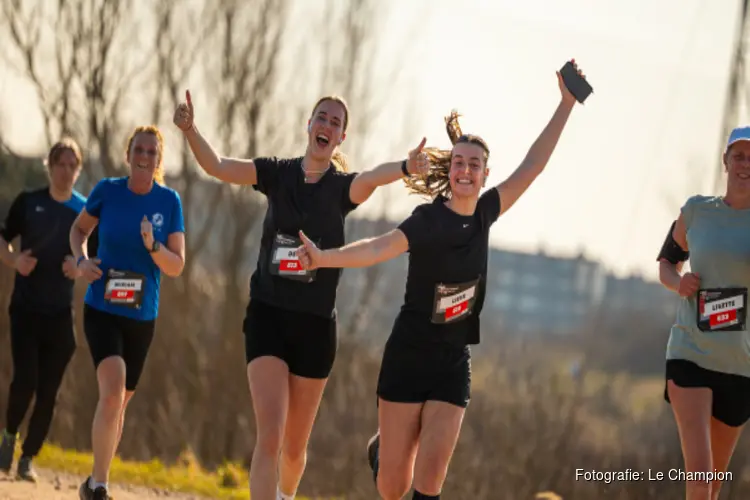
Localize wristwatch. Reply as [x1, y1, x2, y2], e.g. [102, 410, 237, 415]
[150, 240, 161, 253]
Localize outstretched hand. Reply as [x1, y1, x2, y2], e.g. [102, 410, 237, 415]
[173, 90, 195, 132]
[297, 231, 322, 271]
[556, 58, 587, 106]
[406, 137, 430, 176]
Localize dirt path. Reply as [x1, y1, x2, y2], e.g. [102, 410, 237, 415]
[0, 468, 206, 499]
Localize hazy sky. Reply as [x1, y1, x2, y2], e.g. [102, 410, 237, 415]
[0, 0, 742, 280]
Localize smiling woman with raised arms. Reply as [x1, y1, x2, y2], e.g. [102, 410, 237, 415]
[297, 60, 587, 500]
[172, 91, 429, 500]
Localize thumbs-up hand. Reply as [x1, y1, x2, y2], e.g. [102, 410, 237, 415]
[406, 137, 429, 176]
[297, 231, 323, 271]
[173, 89, 195, 132]
[141, 215, 154, 250]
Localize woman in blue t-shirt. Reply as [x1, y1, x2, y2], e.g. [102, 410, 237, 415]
[69, 125, 186, 500]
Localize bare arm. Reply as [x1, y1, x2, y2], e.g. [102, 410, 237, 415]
[70, 209, 98, 262]
[175, 90, 257, 185]
[314, 229, 409, 269]
[659, 261, 684, 293]
[658, 214, 688, 293]
[150, 232, 186, 277]
[494, 99, 575, 216]
[349, 162, 404, 205]
[349, 138, 429, 205]
[183, 126, 258, 185]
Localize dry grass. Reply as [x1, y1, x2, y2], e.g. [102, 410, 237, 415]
[1, 191, 750, 499]
[3, 270, 750, 499]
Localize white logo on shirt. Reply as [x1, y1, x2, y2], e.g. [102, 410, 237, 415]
[35, 206, 44, 212]
[462, 223, 469, 228]
[151, 213, 164, 228]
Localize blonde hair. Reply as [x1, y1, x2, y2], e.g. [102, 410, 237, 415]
[45, 138, 82, 168]
[403, 110, 490, 199]
[125, 125, 165, 185]
[310, 95, 350, 172]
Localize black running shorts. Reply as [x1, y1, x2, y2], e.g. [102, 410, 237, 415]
[377, 334, 471, 409]
[83, 304, 156, 391]
[665, 358, 750, 427]
[243, 299, 337, 379]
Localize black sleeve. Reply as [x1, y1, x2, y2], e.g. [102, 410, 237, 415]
[0, 191, 27, 242]
[397, 204, 435, 253]
[340, 172, 360, 215]
[252, 157, 281, 196]
[477, 187, 501, 230]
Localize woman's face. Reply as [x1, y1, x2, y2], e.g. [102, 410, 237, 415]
[128, 132, 160, 184]
[449, 142, 488, 200]
[725, 140, 750, 194]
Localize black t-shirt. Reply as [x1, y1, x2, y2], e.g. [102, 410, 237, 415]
[249, 156, 359, 318]
[393, 187, 501, 346]
[1, 187, 99, 315]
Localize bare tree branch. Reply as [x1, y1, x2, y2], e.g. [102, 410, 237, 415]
[151, 0, 225, 284]
[2, 0, 54, 146]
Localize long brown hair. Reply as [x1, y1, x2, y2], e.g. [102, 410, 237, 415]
[309, 95, 350, 172]
[125, 125, 165, 184]
[403, 110, 490, 199]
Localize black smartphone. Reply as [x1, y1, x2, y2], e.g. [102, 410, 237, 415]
[560, 61, 593, 104]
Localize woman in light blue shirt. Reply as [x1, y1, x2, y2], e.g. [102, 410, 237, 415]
[658, 125, 750, 500]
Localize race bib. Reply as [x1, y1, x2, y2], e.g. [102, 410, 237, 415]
[104, 269, 145, 309]
[697, 287, 747, 332]
[269, 233, 316, 283]
[431, 278, 480, 324]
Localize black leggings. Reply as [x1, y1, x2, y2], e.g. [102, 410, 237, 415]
[5, 308, 76, 458]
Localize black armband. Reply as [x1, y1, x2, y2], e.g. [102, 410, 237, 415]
[401, 160, 410, 177]
[656, 221, 689, 264]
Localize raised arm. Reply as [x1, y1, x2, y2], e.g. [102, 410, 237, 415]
[174, 90, 258, 185]
[348, 138, 429, 205]
[493, 64, 583, 216]
[298, 229, 408, 270]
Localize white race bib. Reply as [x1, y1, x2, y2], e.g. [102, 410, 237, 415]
[431, 278, 480, 324]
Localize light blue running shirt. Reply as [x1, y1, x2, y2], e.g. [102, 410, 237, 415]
[667, 195, 750, 377]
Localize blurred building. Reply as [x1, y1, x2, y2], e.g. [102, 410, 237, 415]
[602, 272, 676, 319]
[484, 249, 608, 335]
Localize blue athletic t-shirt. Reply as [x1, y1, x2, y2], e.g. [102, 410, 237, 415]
[83, 177, 185, 321]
